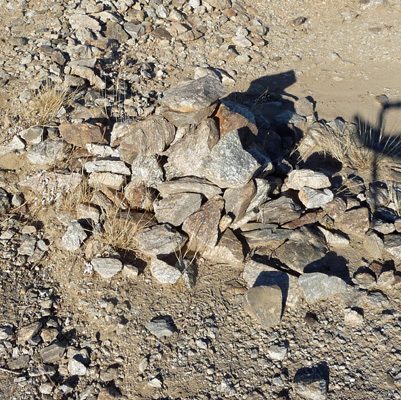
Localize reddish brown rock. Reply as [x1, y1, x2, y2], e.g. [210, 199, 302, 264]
[223, 180, 256, 223]
[124, 182, 155, 211]
[59, 122, 106, 148]
[335, 207, 370, 235]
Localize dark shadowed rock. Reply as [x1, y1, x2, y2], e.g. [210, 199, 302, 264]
[274, 226, 327, 274]
[182, 195, 224, 249]
[117, 116, 176, 163]
[154, 193, 202, 226]
[243, 285, 282, 329]
[161, 74, 226, 112]
[293, 367, 328, 400]
[383, 234, 401, 260]
[201, 130, 260, 188]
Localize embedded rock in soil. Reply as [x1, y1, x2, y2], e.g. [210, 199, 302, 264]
[182, 195, 224, 249]
[293, 367, 328, 400]
[243, 285, 283, 329]
[201, 130, 260, 188]
[150, 258, 182, 285]
[299, 273, 347, 303]
[92, 258, 123, 279]
[146, 317, 176, 339]
[61, 221, 87, 251]
[161, 73, 226, 112]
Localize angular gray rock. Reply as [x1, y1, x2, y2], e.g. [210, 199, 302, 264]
[166, 118, 220, 177]
[41, 341, 67, 364]
[286, 169, 331, 190]
[27, 139, 67, 165]
[298, 187, 334, 209]
[243, 285, 282, 329]
[299, 273, 347, 303]
[61, 222, 87, 251]
[258, 196, 302, 225]
[383, 234, 401, 260]
[241, 225, 291, 251]
[293, 368, 328, 400]
[134, 224, 187, 257]
[154, 193, 202, 226]
[117, 116, 176, 163]
[88, 172, 124, 190]
[161, 74, 226, 112]
[68, 358, 87, 376]
[223, 180, 256, 223]
[335, 207, 370, 235]
[157, 177, 222, 198]
[150, 258, 182, 284]
[92, 258, 123, 278]
[201, 130, 260, 188]
[182, 195, 224, 249]
[146, 317, 176, 339]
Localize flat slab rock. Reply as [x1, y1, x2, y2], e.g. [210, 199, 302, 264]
[201, 129, 260, 188]
[59, 122, 106, 148]
[161, 74, 226, 112]
[157, 177, 222, 199]
[182, 195, 224, 249]
[92, 258, 123, 278]
[258, 196, 302, 225]
[243, 285, 282, 329]
[146, 317, 176, 339]
[286, 169, 331, 190]
[299, 272, 347, 303]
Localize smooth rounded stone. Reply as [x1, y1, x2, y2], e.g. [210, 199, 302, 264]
[335, 207, 370, 235]
[68, 358, 87, 376]
[146, 317, 176, 339]
[134, 224, 187, 257]
[84, 159, 130, 175]
[293, 368, 328, 400]
[243, 285, 282, 329]
[166, 118, 219, 177]
[19, 126, 44, 144]
[17, 322, 43, 344]
[117, 116, 176, 163]
[258, 196, 302, 225]
[182, 195, 224, 249]
[59, 122, 106, 148]
[268, 344, 288, 361]
[92, 258, 123, 278]
[298, 273, 347, 304]
[161, 74, 226, 112]
[286, 169, 331, 191]
[61, 221, 87, 251]
[201, 130, 260, 188]
[344, 308, 364, 325]
[0, 188, 11, 215]
[150, 258, 182, 284]
[27, 139, 67, 165]
[41, 341, 67, 363]
[154, 193, 202, 226]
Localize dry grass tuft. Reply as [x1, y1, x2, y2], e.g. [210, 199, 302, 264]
[296, 120, 401, 171]
[21, 82, 76, 128]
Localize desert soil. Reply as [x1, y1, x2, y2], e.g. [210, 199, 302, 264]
[1, 0, 401, 399]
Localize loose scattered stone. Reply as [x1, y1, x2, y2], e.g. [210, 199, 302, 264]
[146, 317, 176, 339]
[286, 169, 331, 191]
[268, 344, 288, 361]
[299, 273, 347, 303]
[293, 368, 328, 400]
[61, 221, 87, 251]
[68, 357, 87, 376]
[18, 322, 43, 344]
[92, 258, 123, 278]
[41, 341, 67, 364]
[243, 285, 283, 329]
[150, 258, 182, 284]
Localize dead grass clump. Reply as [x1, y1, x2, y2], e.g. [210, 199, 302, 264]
[21, 82, 76, 128]
[296, 120, 401, 170]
